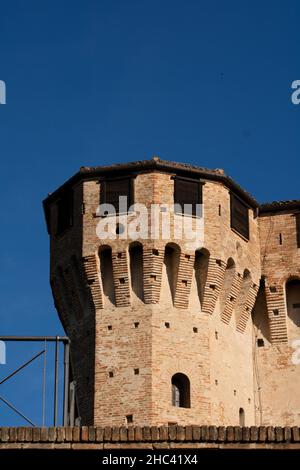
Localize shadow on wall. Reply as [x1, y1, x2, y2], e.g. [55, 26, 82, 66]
[129, 242, 144, 303]
[286, 279, 300, 339]
[99, 246, 115, 306]
[194, 249, 210, 309]
[164, 243, 181, 303]
[252, 281, 271, 344]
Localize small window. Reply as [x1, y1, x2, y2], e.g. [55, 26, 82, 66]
[296, 214, 300, 248]
[257, 338, 264, 347]
[101, 177, 133, 214]
[230, 194, 249, 240]
[56, 189, 73, 235]
[174, 177, 202, 217]
[171, 373, 190, 408]
[239, 408, 245, 427]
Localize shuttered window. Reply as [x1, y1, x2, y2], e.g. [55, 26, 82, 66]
[230, 194, 249, 240]
[56, 189, 73, 235]
[174, 177, 202, 216]
[296, 214, 300, 248]
[101, 177, 132, 213]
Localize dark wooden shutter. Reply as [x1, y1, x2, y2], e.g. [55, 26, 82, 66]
[230, 194, 249, 239]
[174, 177, 202, 216]
[105, 177, 131, 213]
[56, 189, 73, 235]
[296, 214, 300, 248]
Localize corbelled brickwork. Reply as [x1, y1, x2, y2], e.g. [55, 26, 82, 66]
[43, 158, 300, 428]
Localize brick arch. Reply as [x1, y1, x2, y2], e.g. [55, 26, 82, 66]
[235, 269, 252, 322]
[163, 243, 181, 305]
[128, 241, 144, 303]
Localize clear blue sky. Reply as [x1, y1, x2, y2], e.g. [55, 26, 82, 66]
[0, 0, 299, 426]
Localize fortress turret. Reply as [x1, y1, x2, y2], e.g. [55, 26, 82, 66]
[43, 158, 300, 426]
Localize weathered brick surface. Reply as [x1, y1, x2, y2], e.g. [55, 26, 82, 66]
[43, 158, 300, 428]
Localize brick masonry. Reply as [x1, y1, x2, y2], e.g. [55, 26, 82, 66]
[43, 158, 300, 428]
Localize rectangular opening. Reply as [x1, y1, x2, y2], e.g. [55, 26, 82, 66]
[181, 280, 188, 287]
[269, 286, 277, 293]
[174, 177, 203, 217]
[257, 338, 264, 347]
[152, 249, 159, 256]
[119, 278, 126, 284]
[101, 177, 133, 214]
[273, 309, 279, 316]
[230, 193, 249, 240]
[126, 415, 133, 424]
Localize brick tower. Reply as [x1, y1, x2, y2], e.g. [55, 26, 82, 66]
[43, 157, 300, 427]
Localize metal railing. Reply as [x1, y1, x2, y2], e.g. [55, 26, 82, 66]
[0, 336, 77, 427]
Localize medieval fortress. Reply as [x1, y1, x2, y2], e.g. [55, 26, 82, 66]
[43, 157, 300, 428]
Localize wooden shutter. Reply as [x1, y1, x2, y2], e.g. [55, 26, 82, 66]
[296, 214, 300, 248]
[174, 177, 202, 216]
[230, 194, 249, 239]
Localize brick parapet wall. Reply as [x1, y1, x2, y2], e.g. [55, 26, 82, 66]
[0, 426, 300, 450]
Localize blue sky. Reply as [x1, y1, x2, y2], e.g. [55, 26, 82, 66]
[0, 0, 299, 425]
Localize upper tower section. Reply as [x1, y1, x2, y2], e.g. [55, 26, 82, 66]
[43, 157, 262, 426]
[44, 156, 262, 323]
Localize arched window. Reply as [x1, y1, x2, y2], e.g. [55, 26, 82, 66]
[171, 373, 190, 408]
[239, 407, 245, 427]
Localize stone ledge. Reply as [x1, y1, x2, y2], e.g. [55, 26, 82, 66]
[0, 426, 299, 449]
